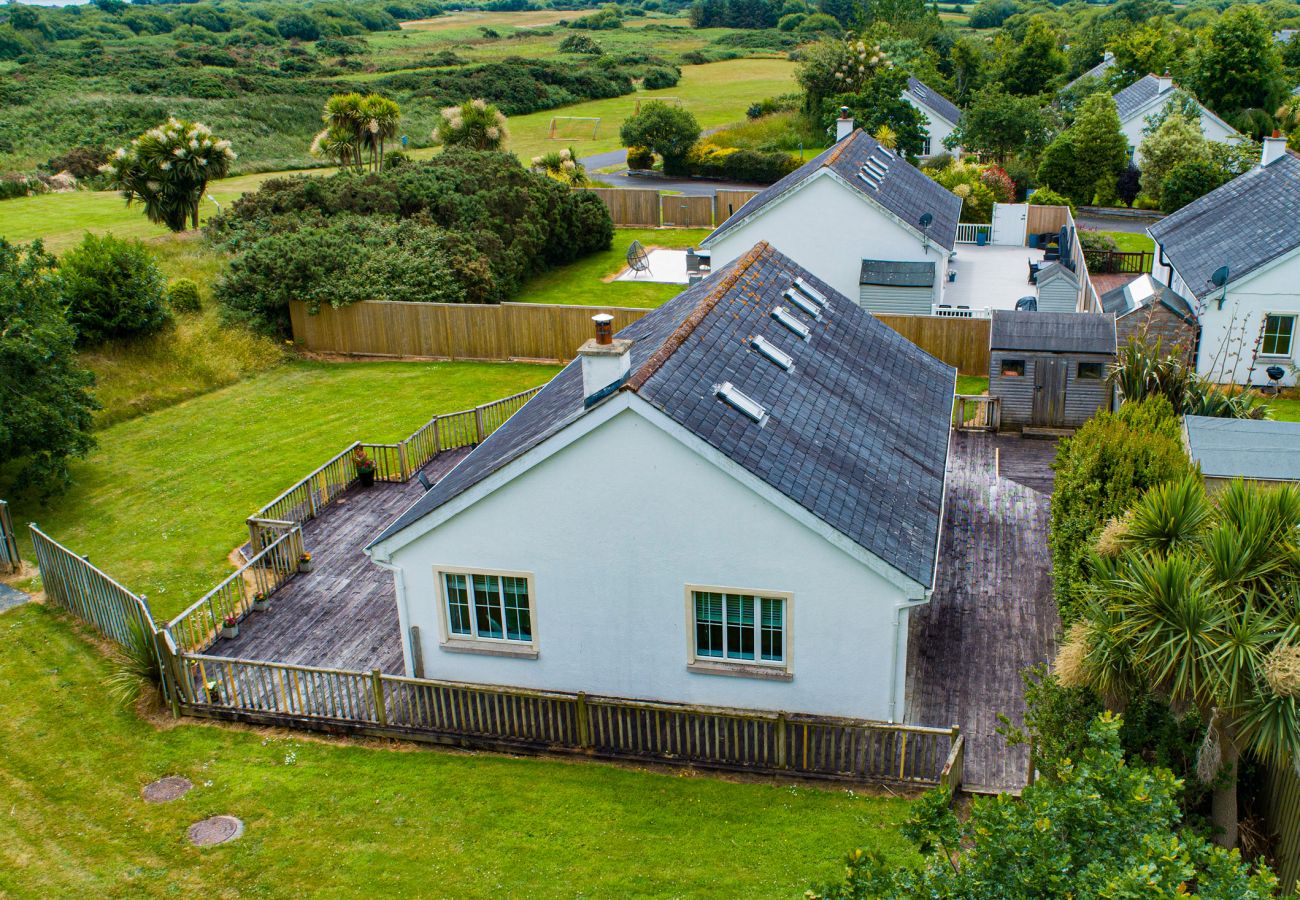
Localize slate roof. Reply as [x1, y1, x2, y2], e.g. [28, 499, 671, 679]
[371, 242, 957, 588]
[1114, 75, 1166, 121]
[1148, 153, 1300, 300]
[906, 76, 962, 126]
[702, 129, 962, 253]
[861, 259, 935, 287]
[1184, 415, 1300, 482]
[1063, 54, 1116, 92]
[1099, 273, 1196, 323]
[990, 310, 1117, 354]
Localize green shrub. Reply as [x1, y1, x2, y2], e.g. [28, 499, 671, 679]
[1025, 186, 1075, 213]
[641, 65, 680, 89]
[626, 145, 655, 169]
[61, 233, 171, 344]
[685, 143, 799, 183]
[1048, 396, 1190, 624]
[794, 12, 839, 31]
[777, 13, 806, 30]
[558, 33, 603, 54]
[167, 278, 202, 313]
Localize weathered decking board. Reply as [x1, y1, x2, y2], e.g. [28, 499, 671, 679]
[218, 449, 471, 674]
[906, 432, 1060, 792]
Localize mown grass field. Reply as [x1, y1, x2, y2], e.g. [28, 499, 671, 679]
[5, 360, 559, 621]
[0, 604, 918, 897]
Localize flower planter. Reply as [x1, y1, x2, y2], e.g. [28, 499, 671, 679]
[299, 560, 313, 573]
[358, 469, 376, 488]
[253, 596, 271, 613]
[222, 623, 239, 640]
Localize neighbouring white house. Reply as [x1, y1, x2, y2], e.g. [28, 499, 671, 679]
[365, 241, 955, 723]
[1062, 50, 1116, 93]
[1147, 134, 1300, 386]
[903, 76, 962, 158]
[700, 126, 963, 313]
[1114, 73, 1243, 164]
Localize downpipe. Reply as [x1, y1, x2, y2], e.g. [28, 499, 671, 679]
[890, 596, 932, 723]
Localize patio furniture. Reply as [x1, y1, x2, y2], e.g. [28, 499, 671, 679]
[1015, 295, 1037, 311]
[417, 470, 434, 492]
[686, 247, 711, 274]
[1028, 260, 1041, 284]
[1043, 245, 1060, 262]
[626, 240, 651, 278]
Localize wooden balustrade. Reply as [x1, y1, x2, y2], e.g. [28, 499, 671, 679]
[0, 500, 19, 573]
[177, 651, 958, 785]
[953, 395, 1001, 432]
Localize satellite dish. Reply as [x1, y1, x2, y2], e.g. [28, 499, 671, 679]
[919, 212, 934, 229]
[1211, 265, 1230, 288]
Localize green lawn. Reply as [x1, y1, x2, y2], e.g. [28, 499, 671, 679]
[5, 360, 559, 621]
[1266, 397, 1300, 421]
[1098, 231, 1155, 255]
[0, 604, 916, 897]
[956, 375, 989, 395]
[514, 227, 711, 309]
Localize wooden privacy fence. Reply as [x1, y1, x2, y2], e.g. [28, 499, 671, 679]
[1265, 761, 1300, 892]
[876, 314, 990, 375]
[582, 187, 758, 228]
[0, 500, 18, 573]
[177, 651, 963, 787]
[291, 301, 648, 362]
[245, 387, 540, 552]
[1025, 203, 1070, 237]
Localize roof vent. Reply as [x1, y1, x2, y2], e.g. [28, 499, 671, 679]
[784, 287, 822, 319]
[750, 335, 794, 371]
[771, 306, 811, 340]
[716, 382, 766, 423]
[793, 278, 827, 308]
[856, 170, 883, 191]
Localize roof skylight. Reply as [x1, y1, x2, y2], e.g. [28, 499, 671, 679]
[716, 382, 766, 423]
[784, 287, 822, 319]
[750, 335, 794, 371]
[793, 278, 827, 307]
[771, 306, 811, 340]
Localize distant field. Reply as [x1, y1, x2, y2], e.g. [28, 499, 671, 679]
[398, 9, 576, 31]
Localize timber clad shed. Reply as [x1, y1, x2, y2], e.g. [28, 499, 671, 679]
[988, 310, 1116, 430]
[859, 259, 936, 315]
[1184, 416, 1300, 488]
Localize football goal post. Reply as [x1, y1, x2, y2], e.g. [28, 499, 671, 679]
[547, 116, 601, 140]
[634, 97, 683, 114]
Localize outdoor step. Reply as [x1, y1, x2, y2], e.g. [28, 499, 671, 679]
[1021, 426, 1075, 440]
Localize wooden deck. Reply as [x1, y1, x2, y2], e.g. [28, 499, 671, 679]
[906, 431, 1060, 793]
[214, 449, 471, 674]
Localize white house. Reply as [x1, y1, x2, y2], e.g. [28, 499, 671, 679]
[1147, 135, 1300, 385]
[700, 127, 962, 314]
[1114, 73, 1243, 164]
[365, 242, 955, 723]
[903, 76, 962, 158]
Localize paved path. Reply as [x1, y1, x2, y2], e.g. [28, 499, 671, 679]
[0, 582, 29, 614]
[905, 431, 1060, 793]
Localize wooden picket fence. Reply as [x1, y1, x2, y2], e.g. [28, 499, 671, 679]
[583, 187, 759, 228]
[0, 500, 19, 573]
[176, 651, 964, 787]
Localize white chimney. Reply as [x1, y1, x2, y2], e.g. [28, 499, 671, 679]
[1154, 70, 1174, 94]
[1103, 50, 1114, 62]
[578, 314, 632, 401]
[835, 106, 854, 143]
[1262, 130, 1288, 167]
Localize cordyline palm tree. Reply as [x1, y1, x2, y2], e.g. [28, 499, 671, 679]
[1061, 476, 1300, 848]
[312, 93, 401, 173]
[360, 93, 401, 172]
[101, 118, 235, 231]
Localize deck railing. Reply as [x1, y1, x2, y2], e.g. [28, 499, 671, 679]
[1083, 248, 1151, 275]
[932, 304, 990, 319]
[176, 651, 961, 786]
[0, 500, 19, 573]
[30, 525, 157, 647]
[953, 395, 1001, 432]
[167, 527, 304, 655]
[246, 387, 541, 550]
[955, 223, 991, 244]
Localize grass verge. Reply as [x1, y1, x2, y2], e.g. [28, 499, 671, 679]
[4, 360, 559, 620]
[0, 604, 917, 897]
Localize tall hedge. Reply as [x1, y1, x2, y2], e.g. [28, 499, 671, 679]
[1048, 396, 1191, 624]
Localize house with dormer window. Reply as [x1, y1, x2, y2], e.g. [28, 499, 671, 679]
[365, 242, 955, 723]
[1112, 74, 1242, 165]
[903, 76, 963, 158]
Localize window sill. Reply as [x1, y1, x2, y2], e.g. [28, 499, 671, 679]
[1257, 354, 1294, 361]
[440, 640, 538, 659]
[687, 661, 792, 682]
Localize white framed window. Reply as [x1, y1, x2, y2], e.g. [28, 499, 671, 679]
[1261, 314, 1296, 358]
[921, 136, 932, 156]
[686, 586, 791, 678]
[437, 567, 536, 652]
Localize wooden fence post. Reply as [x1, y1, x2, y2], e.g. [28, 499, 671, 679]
[153, 627, 182, 718]
[776, 714, 788, 769]
[371, 669, 387, 726]
[398, 442, 410, 482]
[576, 691, 591, 749]
[474, 407, 485, 444]
[409, 625, 424, 679]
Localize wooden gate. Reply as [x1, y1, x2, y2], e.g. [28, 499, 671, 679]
[0, 500, 18, 573]
[660, 195, 714, 228]
[714, 189, 758, 224]
[1032, 359, 1067, 426]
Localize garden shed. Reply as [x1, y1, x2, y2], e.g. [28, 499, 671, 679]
[1183, 416, 1300, 489]
[1033, 261, 1081, 314]
[988, 310, 1116, 430]
[858, 259, 936, 315]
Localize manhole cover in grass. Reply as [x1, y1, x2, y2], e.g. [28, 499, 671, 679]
[187, 815, 245, 847]
[142, 776, 193, 804]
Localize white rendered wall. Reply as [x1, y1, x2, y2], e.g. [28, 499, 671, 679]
[1193, 252, 1300, 386]
[903, 96, 960, 157]
[706, 172, 950, 307]
[1123, 99, 1242, 163]
[387, 405, 920, 722]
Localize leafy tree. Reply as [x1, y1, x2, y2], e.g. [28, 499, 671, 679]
[1106, 18, 1189, 90]
[1137, 112, 1206, 203]
[1160, 157, 1227, 212]
[808, 716, 1278, 897]
[60, 234, 171, 345]
[831, 66, 928, 158]
[1065, 476, 1300, 848]
[0, 239, 97, 495]
[276, 12, 321, 41]
[619, 101, 701, 175]
[1117, 161, 1141, 206]
[966, 0, 1019, 29]
[947, 85, 1050, 162]
[101, 118, 235, 231]
[994, 17, 1065, 96]
[1035, 134, 1092, 204]
[1068, 91, 1129, 204]
[1187, 5, 1287, 131]
[434, 99, 509, 151]
[947, 35, 986, 104]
